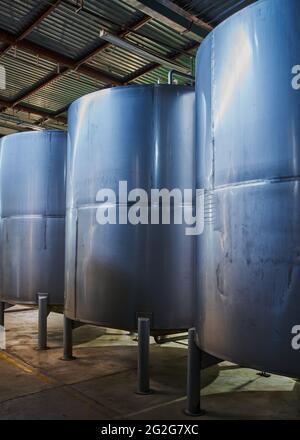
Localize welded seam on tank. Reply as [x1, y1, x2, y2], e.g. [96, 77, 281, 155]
[75, 202, 193, 209]
[74, 213, 79, 321]
[214, 175, 300, 191]
[211, 32, 216, 191]
[0, 214, 65, 219]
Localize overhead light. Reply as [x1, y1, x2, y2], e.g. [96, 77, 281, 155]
[99, 29, 189, 74]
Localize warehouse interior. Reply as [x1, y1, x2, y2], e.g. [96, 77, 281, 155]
[0, 0, 256, 136]
[1, 0, 300, 422]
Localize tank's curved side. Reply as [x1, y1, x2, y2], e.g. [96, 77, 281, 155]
[196, 0, 300, 378]
[0, 131, 67, 306]
[65, 85, 196, 332]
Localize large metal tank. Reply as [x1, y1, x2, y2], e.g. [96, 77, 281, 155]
[65, 84, 195, 332]
[0, 131, 67, 306]
[196, 0, 300, 378]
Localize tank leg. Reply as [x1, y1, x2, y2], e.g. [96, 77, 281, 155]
[62, 315, 76, 361]
[37, 293, 48, 351]
[136, 317, 152, 395]
[0, 302, 5, 327]
[185, 328, 206, 416]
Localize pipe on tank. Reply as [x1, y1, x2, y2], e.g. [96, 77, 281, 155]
[168, 69, 195, 85]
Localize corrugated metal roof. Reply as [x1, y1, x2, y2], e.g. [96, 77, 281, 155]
[28, 0, 144, 60]
[0, 0, 259, 135]
[133, 49, 196, 84]
[88, 45, 149, 78]
[0, 48, 55, 99]
[25, 70, 105, 112]
[0, 0, 50, 34]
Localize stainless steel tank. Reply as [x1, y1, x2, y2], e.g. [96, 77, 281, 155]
[196, 0, 300, 378]
[0, 131, 67, 306]
[65, 84, 195, 332]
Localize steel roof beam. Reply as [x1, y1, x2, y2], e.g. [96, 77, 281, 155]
[156, 0, 213, 32]
[0, 98, 67, 123]
[124, 0, 212, 41]
[0, 121, 27, 132]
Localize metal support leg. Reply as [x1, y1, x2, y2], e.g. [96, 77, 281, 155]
[37, 293, 48, 351]
[0, 302, 5, 328]
[185, 328, 206, 416]
[62, 315, 76, 361]
[136, 317, 152, 395]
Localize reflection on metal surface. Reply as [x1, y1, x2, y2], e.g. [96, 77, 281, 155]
[196, 0, 300, 378]
[0, 131, 67, 305]
[65, 85, 195, 332]
[214, 25, 252, 129]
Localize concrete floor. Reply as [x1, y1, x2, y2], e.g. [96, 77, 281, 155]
[0, 306, 299, 420]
